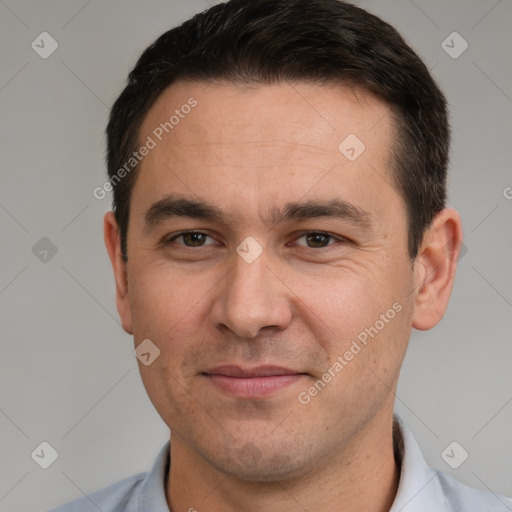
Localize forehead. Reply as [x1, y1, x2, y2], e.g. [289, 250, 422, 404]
[133, 80, 401, 228]
[140, 80, 393, 153]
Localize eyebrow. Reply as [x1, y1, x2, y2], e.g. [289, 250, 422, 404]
[144, 194, 372, 229]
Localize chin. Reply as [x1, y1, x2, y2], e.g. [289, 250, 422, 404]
[202, 440, 317, 483]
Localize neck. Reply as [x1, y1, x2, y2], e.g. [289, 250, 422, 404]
[166, 408, 400, 512]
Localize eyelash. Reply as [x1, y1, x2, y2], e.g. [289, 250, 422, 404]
[164, 230, 346, 249]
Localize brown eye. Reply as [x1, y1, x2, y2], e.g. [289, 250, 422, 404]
[167, 232, 215, 247]
[295, 232, 340, 248]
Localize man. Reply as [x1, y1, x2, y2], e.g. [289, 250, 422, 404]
[48, 0, 512, 510]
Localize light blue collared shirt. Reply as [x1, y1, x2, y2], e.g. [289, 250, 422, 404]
[47, 415, 512, 511]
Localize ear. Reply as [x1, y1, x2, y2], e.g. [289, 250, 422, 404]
[412, 208, 463, 331]
[104, 211, 133, 334]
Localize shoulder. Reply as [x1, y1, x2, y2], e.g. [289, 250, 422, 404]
[46, 440, 171, 512]
[392, 414, 512, 511]
[45, 472, 148, 512]
[435, 469, 512, 511]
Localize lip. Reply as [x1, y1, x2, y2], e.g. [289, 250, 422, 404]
[202, 365, 307, 398]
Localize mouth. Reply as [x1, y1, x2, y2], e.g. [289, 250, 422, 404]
[202, 365, 308, 399]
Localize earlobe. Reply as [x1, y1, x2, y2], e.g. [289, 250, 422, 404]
[104, 211, 133, 334]
[412, 208, 463, 331]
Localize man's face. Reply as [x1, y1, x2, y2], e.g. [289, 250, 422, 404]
[120, 81, 417, 479]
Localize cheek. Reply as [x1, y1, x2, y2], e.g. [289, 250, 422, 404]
[299, 259, 407, 338]
[127, 260, 213, 338]
[297, 257, 414, 389]
[127, 263, 209, 419]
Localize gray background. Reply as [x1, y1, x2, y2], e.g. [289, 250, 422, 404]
[1, 0, 511, 510]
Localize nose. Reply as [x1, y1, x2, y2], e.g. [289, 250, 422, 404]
[209, 244, 293, 339]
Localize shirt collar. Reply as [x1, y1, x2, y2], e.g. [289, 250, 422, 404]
[139, 415, 442, 511]
[139, 438, 171, 511]
[390, 414, 445, 511]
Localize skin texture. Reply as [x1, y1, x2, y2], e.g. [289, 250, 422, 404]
[104, 81, 462, 511]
